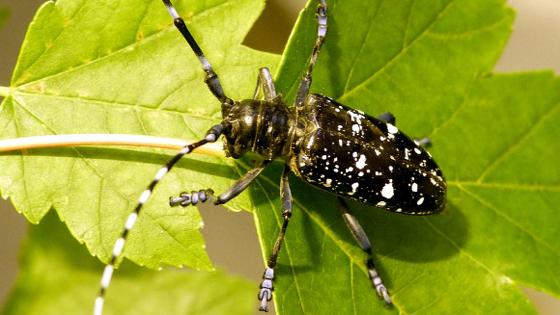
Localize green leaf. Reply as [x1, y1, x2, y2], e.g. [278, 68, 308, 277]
[264, 0, 559, 314]
[2, 211, 255, 315]
[1, 0, 559, 315]
[0, 0, 279, 270]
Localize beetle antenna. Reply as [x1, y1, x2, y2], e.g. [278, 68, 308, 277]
[162, 0, 233, 109]
[93, 125, 223, 315]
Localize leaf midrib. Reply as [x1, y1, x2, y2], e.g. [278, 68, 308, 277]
[339, 0, 457, 100]
[13, 0, 232, 88]
[11, 90, 220, 123]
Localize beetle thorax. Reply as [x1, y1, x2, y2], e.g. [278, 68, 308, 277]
[222, 98, 296, 160]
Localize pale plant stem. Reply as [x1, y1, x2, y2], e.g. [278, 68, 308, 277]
[0, 86, 11, 98]
[0, 134, 225, 157]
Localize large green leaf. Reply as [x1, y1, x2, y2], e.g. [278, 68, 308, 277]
[0, 0, 279, 270]
[2, 211, 255, 315]
[1, 0, 559, 315]
[264, 0, 559, 314]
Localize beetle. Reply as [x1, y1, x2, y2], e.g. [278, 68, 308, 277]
[94, 0, 446, 314]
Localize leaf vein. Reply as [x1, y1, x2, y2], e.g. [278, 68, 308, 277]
[456, 184, 560, 256]
[14, 90, 219, 123]
[342, 0, 385, 93]
[341, 0, 456, 99]
[476, 100, 560, 183]
[16, 0, 232, 88]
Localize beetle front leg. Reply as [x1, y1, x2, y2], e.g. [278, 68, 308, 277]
[253, 67, 277, 101]
[169, 160, 271, 207]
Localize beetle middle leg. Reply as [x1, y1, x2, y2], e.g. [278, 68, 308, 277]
[258, 165, 293, 312]
[337, 197, 392, 305]
[375, 112, 432, 147]
[377, 112, 396, 125]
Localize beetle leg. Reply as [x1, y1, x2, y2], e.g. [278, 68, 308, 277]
[414, 137, 431, 147]
[253, 68, 277, 101]
[337, 197, 392, 305]
[295, 0, 327, 107]
[169, 160, 270, 207]
[258, 165, 293, 312]
[169, 189, 214, 207]
[376, 112, 396, 125]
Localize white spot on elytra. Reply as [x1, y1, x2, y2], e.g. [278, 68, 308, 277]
[356, 154, 367, 169]
[387, 123, 398, 134]
[376, 201, 386, 207]
[381, 183, 394, 199]
[322, 155, 327, 160]
[414, 147, 422, 154]
[348, 111, 364, 122]
[374, 149, 381, 156]
[325, 178, 332, 187]
[411, 182, 418, 192]
[417, 197, 424, 205]
[351, 182, 359, 194]
[352, 124, 360, 133]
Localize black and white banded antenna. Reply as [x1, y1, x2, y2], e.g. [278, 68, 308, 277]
[94, 1, 232, 314]
[93, 125, 223, 315]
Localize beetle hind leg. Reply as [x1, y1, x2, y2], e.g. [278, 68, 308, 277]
[337, 197, 392, 305]
[376, 112, 396, 125]
[414, 137, 431, 147]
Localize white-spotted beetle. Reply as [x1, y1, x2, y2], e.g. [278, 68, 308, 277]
[94, 0, 447, 314]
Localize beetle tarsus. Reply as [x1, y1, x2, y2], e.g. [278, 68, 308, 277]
[169, 189, 214, 207]
[258, 267, 274, 312]
[376, 284, 392, 305]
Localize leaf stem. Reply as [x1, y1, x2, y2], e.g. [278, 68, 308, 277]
[0, 86, 11, 98]
[0, 134, 225, 157]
